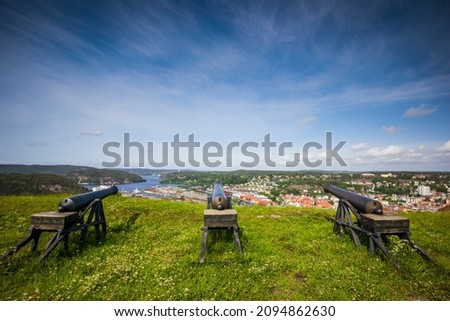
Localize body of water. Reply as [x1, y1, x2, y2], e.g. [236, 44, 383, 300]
[83, 175, 177, 192]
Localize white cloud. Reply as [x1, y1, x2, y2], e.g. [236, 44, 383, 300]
[365, 145, 406, 157]
[300, 115, 317, 125]
[436, 140, 450, 153]
[342, 143, 450, 170]
[27, 141, 48, 147]
[403, 104, 438, 117]
[351, 143, 368, 151]
[382, 126, 398, 135]
[80, 130, 103, 137]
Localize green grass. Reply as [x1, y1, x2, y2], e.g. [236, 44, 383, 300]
[1, 195, 449, 301]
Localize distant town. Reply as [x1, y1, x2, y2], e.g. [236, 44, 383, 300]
[121, 171, 450, 213]
[1, 165, 448, 213]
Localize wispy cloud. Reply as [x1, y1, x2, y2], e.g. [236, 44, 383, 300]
[343, 141, 450, 170]
[27, 141, 48, 147]
[1, 1, 449, 170]
[436, 140, 450, 153]
[382, 126, 399, 135]
[270, 75, 450, 116]
[351, 143, 369, 151]
[403, 104, 438, 117]
[365, 145, 406, 158]
[80, 130, 103, 137]
[300, 115, 317, 125]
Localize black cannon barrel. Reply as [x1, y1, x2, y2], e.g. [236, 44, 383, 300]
[58, 185, 118, 212]
[324, 184, 383, 214]
[210, 181, 230, 210]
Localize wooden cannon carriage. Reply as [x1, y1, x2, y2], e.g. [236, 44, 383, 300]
[3, 186, 118, 262]
[199, 181, 242, 263]
[324, 184, 432, 268]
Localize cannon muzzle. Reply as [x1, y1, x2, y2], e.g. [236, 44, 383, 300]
[58, 185, 118, 212]
[324, 184, 383, 214]
[209, 181, 230, 210]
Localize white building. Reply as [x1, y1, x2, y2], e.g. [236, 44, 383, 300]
[417, 185, 431, 196]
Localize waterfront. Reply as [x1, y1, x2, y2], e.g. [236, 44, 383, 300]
[81, 172, 450, 212]
[84, 175, 177, 192]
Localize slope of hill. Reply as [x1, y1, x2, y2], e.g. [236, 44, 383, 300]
[0, 164, 92, 175]
[65, 168, 145, 185]
[0, 164, 145, 186]
[1, 195, 449, 300]
[0, 173, 86, 195]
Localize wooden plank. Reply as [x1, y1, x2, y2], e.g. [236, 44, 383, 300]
[31, 211, 79, 230]
[204, 209, 238, 215]
[199, 227, 208, 263]
[360, 214, 409, 234]
[203, 209, 237, 228]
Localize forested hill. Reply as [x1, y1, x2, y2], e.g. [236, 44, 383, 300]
[0, 164, 91, 175]
[0, 173, 87, 195]
[0, 164, 145, 185]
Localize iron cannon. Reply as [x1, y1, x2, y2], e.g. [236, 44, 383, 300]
[201, 180, 240, 262]
[207, 180, 231, 210]
[3, 185, 118, 262]
[58, 185, 118, 212]
[324, 184, 383, 215]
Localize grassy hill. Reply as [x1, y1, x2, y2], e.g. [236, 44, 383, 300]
[1, 195, 449, 301]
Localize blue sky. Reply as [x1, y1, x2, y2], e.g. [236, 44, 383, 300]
[1, 0, 449, 171]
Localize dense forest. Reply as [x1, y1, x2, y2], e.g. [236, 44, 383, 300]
[0, 173, 87, 195]
[65, 168, 144, 185]
[0, 164, 145, 186]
